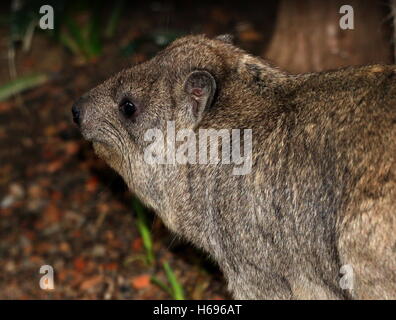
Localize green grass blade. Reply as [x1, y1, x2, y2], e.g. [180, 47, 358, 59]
[105, 0, 124, 38]
[65, 17, 88, 59]
[163, 262, 185, 300]
[150, 276, 172, 296]
[59, 31, 81, 56]
[86, 13, 102, 58]
[132, 198, 155, 265]
[0, 73, 49, 102]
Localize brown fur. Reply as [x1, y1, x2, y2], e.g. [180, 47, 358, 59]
[73, 35, 396, 299]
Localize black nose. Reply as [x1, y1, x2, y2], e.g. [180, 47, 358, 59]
[71, 103, 81, 126]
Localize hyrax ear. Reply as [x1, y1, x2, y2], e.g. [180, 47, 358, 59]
[184, 70, 216, 124]
[215, 34, 234, 44]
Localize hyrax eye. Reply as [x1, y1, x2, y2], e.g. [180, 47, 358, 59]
[119, 99, 136, 118]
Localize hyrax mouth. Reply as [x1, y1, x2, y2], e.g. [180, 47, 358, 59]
[90, 141, 113, 162]
[92, 141, 114, 156]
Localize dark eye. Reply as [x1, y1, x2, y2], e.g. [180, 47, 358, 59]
[119, 99, 136, 118]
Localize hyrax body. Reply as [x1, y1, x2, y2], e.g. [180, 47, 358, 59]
[73, 35, 396, 299]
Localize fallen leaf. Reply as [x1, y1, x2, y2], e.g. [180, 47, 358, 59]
[0, 101, 11, 112]
[239, 30, 262, 42]
[80, 275, 103, 291]
[59, 241, 71, 253]
[30, 255, 44, 265]
[42, 203, 61, 224]
[85, 176, 99, 192]
[44, 125, 57, 137]
[132, 237, 143, 252]
[131, 274, 151, 290]
[0, 102, 12, 112]
[103, 262, 118, 271]
[47, 160, 63, 173]
[28, 185, 42, 198]
[210, 7, 230, 24]
[65, 141, 80, 156]
[97, 203, 109, 214]
[36, 242, 53, 254]
[73, 257, 86, 272]
[51, 190, 62, 201]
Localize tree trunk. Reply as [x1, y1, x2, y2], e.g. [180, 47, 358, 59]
[263, 0, 393, 73]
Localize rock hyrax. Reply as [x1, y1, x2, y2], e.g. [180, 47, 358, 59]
[72, 34, 396, 299]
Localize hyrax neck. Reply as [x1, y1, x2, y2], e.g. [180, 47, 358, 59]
[161, 57, 295, 254]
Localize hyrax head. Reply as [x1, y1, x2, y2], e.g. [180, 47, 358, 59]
[72, 34, 245, 210]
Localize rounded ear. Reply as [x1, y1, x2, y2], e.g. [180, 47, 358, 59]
[215, 34, 234, 44]
[183, 70, 216, 125]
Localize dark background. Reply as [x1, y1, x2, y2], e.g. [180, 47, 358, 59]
[0, 0, 394, 299]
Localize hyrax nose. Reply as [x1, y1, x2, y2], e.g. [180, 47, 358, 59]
[72, 96, 89, 127]
[71, 103, 81, 126]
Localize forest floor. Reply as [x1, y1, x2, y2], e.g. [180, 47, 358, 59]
[0, 1, 271, 299]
